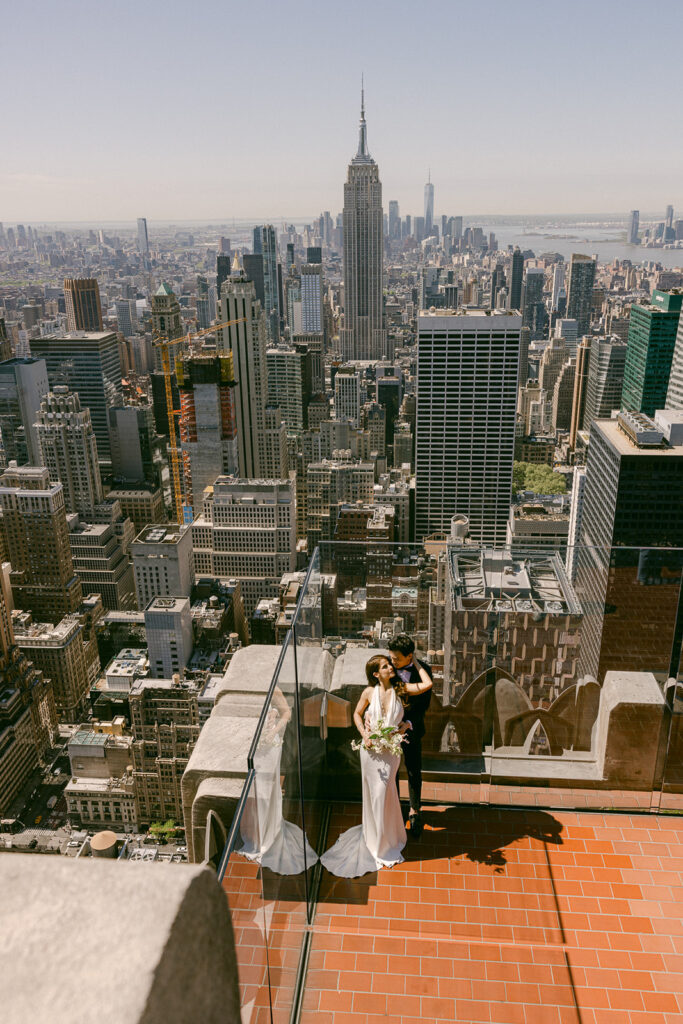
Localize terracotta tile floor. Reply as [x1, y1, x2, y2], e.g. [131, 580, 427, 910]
[223, 802, 683, 1024]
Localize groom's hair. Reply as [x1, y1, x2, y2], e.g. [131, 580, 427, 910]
[387, 633, 415, 656]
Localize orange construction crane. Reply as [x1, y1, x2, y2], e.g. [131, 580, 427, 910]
[153, 317, 245, 523]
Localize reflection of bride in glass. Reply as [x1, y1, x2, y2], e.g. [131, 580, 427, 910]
[238, 686, 318, 875]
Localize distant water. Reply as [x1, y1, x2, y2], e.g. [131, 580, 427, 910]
[482, 222, 683, 269]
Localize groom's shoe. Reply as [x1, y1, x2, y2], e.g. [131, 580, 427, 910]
[408, 812, 423, 838]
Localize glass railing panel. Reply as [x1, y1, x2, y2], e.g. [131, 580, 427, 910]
[246, 631, 311, 1018]
[486, 545, 683, 811]
[218, 771, 273, 1024]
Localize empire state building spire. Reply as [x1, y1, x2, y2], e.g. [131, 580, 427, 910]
[352, 77, 374, 165]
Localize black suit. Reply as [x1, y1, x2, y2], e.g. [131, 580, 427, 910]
[395, 658, 432, 813]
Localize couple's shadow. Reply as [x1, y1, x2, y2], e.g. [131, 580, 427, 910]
[316, 804, 563, 906]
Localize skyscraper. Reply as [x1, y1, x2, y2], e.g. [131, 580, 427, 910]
[259, 225, 280, 342]
[565, 254, 596, 338]
[507, 248, 524, 311]
[63, 278, 103, 332]
[218, 272, 286, 479]
[415, 310, 521, 545]
[522, 267, 546, 339]
[424, 172, 434, 237]
[569, 336, 591, 448]
[627, 210, 639, 245]
[583, 336, 627, 430]
[621, 289, 682, 416]
[666, 313, 683, 409]
[115, 298, 137, 338]
[0, 463, 82, 620]
[388, 200, 400, 240]
[35, 386, 103, 515]
[177, 354, 239, 514]
[301, 263, 324, 334]
[340, 88, 386, 361]
[0, 356, 49, 465]
[137, 217, 149, 255]
[29, 333, 122, 463]
[216, 253, 231, 297]
[576, 410, 683, 680]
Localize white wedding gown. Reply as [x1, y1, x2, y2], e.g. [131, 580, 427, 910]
[321, 685, 407, 877]
[238, 706, 318, 875]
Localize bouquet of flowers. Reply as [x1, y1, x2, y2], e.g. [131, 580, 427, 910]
[351, 719, 407, 758]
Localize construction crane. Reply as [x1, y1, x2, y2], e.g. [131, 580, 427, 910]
[153, 317, 245, 523]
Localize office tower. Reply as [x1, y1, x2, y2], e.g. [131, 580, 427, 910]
[583, 336, 627, 430]
[551, 358, 576, 431]
[377, 372, 401, 446]
[306, 246, 322, 264]
[490, 263, 506, 307]
[0, 571, 56, 814]
[0, 356, 49, 465]
[522, 267, 546, 339]
[191, 477, 295, 616]
[68, 501, 136, 610]
[305, 458, 375, 551]
[266, 346, 313, 430]
[424, 172, 434, 236]
[554, 318, 579, 353]
[108, 404, 163, 486]
[301, 263, 324, 334]
[388, 200, 400, 239]
[285, 242, 295, 272]
[551, 262, 565, 310]
[0, 464, 82, 620]
[569, 336, 591, 447]
[252, 226, 263, 253]
[216, 253, 231, 297]
[35, 386, 103, 515]
[257, 224, 280, 342]
[115, 298, 137, 338]
[507, 248, 524, 311]
[666, 314, 683, 409]
[628, 210, 639, 245]
[415, 310, 521, 545]
[539, 336, 570, 396]
[63, 278, 103, 332]
[334, 370, 362, 425]
[13, 613, 93, 720]
[177, 354, 239, 514]
[137, 217, 149, 255]
[621, 290, 683, 416]
[516, 326, 531, 389]
[665, 204, 674, 230]
[292, 332, 323, 394]
[286, 273, 302, 334]
[144, 597, 193, 679]
[340, 90, 386, 361]
[29, 333, 123, 462]
[565, 254, 596, 338]
[218, 273, 283, 479]
[242, 253, 266, 308]
[0, 318, 12, 361]
[130, 674, 201, 826]
[132, 524, 194, 609]
[21, 303, 41, 328]
[576, 410, 683, 680]
[151, 282, 184, 366]
[565, 466, 586, 581]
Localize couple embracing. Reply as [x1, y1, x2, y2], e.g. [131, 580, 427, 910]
[321, 634, 433, 878]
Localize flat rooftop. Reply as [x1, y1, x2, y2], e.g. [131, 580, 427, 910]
[134, 524, 187, 544]
[598, 417, 683, 456]
[449, 546, 580, 614]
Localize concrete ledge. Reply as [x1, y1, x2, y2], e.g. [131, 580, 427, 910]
[0, 854, 240, 1024]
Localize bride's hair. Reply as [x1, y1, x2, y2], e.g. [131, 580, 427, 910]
[365, 654, 394, 686]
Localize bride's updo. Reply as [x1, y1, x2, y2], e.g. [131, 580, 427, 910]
[365, 654, 398, 687]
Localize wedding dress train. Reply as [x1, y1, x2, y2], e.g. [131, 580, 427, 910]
[321, 685, 407, 877]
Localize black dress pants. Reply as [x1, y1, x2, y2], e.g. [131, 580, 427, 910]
[396, 733, 422, 813]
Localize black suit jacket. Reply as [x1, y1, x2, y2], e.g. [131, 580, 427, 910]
[398, 658, 432, 740]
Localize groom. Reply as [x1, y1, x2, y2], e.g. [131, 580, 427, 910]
[387, 633, 432, 838]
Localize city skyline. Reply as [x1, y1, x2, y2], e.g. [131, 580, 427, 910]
[4, 0, 683, 221]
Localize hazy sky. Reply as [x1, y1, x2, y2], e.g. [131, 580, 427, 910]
[3, 0, 683, 222]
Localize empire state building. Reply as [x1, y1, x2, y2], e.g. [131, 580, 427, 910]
[340, 90, 386, 361]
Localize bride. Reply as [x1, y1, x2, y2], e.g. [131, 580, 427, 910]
[321, 653, 430, 877]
